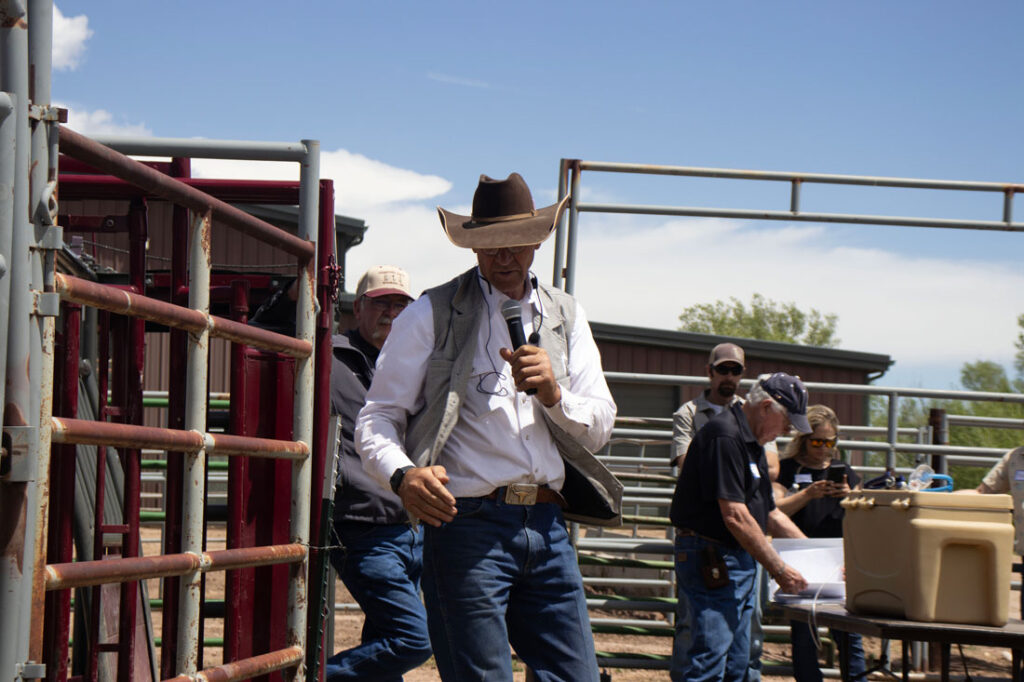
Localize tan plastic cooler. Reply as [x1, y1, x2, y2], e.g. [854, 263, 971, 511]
[841, 490, 1013, 626]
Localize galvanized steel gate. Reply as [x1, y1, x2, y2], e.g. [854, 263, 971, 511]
[0, 2, 337, 681]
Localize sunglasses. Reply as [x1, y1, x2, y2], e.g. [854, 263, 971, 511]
[712, 364, 743, 376]
[808, 438, 837, 448]
[474, 245, 531, 256]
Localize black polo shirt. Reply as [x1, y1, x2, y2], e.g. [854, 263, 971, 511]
[776, 458, 861, 539]
[669, 403, 775, 548]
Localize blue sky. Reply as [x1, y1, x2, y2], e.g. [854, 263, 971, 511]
[53, 2, 1024, 390]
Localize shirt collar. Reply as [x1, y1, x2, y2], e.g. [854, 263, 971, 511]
[475, 266, 541, 317]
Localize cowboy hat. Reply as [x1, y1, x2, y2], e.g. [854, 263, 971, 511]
[438, 173, 569, 250]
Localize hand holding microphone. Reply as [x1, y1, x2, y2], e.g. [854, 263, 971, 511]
[499, 300, 560, 405]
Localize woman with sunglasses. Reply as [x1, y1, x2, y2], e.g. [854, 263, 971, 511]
[776, 404, 866, 682]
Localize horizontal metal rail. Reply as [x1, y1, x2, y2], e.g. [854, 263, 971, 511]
[573, 160, 1022, 233]
[58, 127, 314, 259]
[576, 160, 1024, 194]
[605, 372, 1024, 404]
[87, 135, 310, 162]
[56, 274, 311, 358]
[45, 544, 306, 591]
[947, 414, 1024, 430]
[51, 417, 309, 460]
[581, 202, 1024, 233]
[163, 645, 303, 682]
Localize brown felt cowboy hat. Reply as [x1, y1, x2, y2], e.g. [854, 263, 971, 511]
[438, 173, 570, 250]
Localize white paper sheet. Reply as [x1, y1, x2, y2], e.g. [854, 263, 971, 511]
[769, 538, 845, 604]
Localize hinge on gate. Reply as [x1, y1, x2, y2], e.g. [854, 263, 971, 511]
[28, 104, 67, 123]
[33, 291, 61, 317]
[34, 223, 62, 249]
[1, 427, 35, 482]
[16, 661, 46, 681]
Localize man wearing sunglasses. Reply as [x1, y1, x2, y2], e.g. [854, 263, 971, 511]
[672, 343, 747, 468]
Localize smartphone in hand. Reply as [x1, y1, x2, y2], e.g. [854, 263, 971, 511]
[826, 464, 846, 484]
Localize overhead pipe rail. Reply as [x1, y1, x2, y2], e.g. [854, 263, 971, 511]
[553, 159, 1022, 293]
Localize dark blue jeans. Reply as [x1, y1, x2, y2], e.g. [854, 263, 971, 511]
[790, 620, 867, 682]
[422, 496, 599, 682]
[672, 534, 757, 682]
[324, 521, 431, 682]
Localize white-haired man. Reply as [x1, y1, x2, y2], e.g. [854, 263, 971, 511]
[356, 173, 621, 681]
[669, 373, 811, 681]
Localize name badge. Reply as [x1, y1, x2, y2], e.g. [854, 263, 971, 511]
[1014, 469, 1024, 482]
[795, 473, 813, 484]
[749, 462, 761, 479]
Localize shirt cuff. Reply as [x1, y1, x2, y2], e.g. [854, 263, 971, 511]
[541, 388, 594, 432]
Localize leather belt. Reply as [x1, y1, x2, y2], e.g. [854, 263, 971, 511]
[676, 527, 721, 543]
[484, 483, 567, 508]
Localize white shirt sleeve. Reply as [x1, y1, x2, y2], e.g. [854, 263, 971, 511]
[540, 300, 616, 453]
[355, 295, 435, 491]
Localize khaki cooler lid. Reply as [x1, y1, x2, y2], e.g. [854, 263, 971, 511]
[844, 489, 1012, 512]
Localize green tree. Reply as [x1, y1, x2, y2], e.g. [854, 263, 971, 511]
[677, 293, 840, 347]
[871, 316, 1024, 490]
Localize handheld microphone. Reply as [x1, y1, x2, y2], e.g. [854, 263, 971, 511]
[500, 299, 537, 395]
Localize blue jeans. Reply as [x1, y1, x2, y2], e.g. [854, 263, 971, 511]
[422, 496, 599, 682]
[324, 521, 432, 682]
[790, 620, 867, 682]
[671, 534, 757, 682]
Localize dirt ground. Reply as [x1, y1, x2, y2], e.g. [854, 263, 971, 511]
[328, 578, 1019, 681]
[139, 528, 1017, 680]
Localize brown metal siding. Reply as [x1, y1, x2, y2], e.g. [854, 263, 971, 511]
[597, 339, 874, 428]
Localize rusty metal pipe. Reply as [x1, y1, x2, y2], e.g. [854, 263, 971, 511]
[208, 433, 308, 460]
[162, 646, 303, 682]
[57, 127, 314, 260]
[50, 417, 309, 460]
[47, 553, 199, 591]
[55, 274, 312, 357]
[204, 544, 307, 572]
[45, 544, 306, 591]
[209, 316, 311, 358]
[51, 417, 204, 452]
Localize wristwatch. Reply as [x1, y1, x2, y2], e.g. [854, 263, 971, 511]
[390, 465, 414, 494]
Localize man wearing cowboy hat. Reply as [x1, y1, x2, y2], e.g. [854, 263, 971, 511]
[356, 173, 620, 681]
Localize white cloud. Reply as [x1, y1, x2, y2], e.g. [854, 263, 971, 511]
[427, 72, 489, 89]
[191, 148, 451, 213]
[53, 5, 92, 71]
[564, 214, 1024, 370]
[59, 105, 152, 137]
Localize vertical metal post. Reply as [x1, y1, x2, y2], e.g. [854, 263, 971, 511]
[564, 162, 581, 295]
[0, 90, 14, 425]
[0, 1, 38, 679]
[175, 209, 211, 674]
[552, 159, 569, 288]
[161, 156, 190, 678]
[287, 140, 319, 682]
[886, 393, 898, 471]
[928, 408, 948, 475]
[27, 0, 57, 664]
[42, 301, 80, 680]
[306, 179, 335, 680]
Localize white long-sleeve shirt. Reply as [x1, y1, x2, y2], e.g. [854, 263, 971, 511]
[356, 273, 616, 498]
